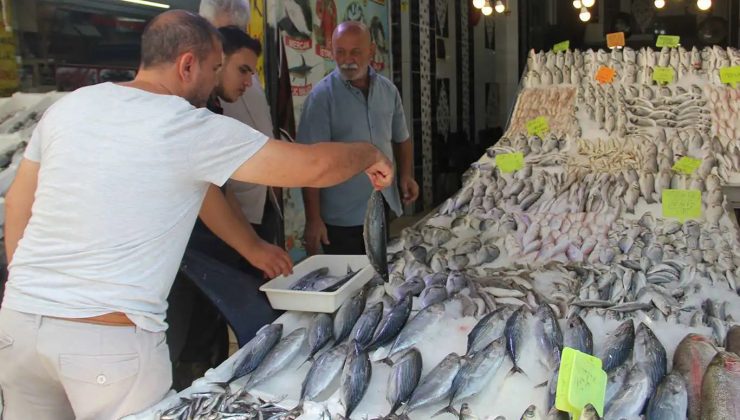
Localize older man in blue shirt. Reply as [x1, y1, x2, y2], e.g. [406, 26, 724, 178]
[298, 21, 418, 255]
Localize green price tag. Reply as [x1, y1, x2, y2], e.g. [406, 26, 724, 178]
[556, 347, 607, 420]
[653, 67, 675, 84]
[553, 40, 570, 53]
[526, 116, 549, 137]
[495, 152, 524, 173]
[672, 157, 702, 175]
[662, 189, 702, 222]
[720, 66, 740, 88]
[656, 35, 680, 48]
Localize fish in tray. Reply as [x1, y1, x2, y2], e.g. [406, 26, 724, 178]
[289, 265, 359, 292]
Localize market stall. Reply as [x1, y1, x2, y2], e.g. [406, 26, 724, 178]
[130, 44, 740, 420]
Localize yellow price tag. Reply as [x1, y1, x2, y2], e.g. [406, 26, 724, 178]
[606, 32, 625, 48]
[595, 66, 616, 84]
[672, 157, 702, 175]
[495, 152, 524, 173]
[556, 347, 607, 420]
[656, 35, 680, 48]
[553, 41, 570, 53]
[662, 189, 702, 222]
[720, 66, 740, 88]
[526, 116, 549, 137]
[653, 67, 675, 84]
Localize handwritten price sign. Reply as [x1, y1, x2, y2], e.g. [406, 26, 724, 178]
[526, 116, 550, 137]
[495, 152, 524, 173]
[595, 66, 616, 84]
[653, 67, 675, 85]
[672, 157, 702, 175]
[556, 347, 607, 419]
[662, 189, 702, 221]
[656, 35, 680, 48]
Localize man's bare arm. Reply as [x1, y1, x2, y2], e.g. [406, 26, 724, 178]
[4, 159, 39, 263]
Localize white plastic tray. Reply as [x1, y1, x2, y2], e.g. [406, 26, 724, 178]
[259, 254, 373, 313]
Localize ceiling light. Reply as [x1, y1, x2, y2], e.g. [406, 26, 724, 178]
[494, 0, 505, 13]
[121, 0, 170, 8]
[582, 0, 595, 7]
[654, 0, 665, 8]
[482, 0, 493, 15]
[573, 0, 582, 8]
[473, 0, 486, 9]
[579, 7, 591, 22]
[697, 0, 711, 10]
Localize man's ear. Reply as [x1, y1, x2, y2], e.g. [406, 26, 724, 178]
[177, 52, 197, 82]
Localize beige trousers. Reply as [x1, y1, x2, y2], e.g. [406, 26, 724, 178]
[0, 308, 172, 420]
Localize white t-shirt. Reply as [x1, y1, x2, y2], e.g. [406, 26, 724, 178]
[2, 82, 268, 332]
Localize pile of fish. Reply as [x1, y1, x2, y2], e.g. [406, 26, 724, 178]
[152, 45, 740, 419]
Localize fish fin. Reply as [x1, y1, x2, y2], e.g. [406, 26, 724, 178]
[379, 357, 395, 367]
[506, 365, 527, 378]
[298, 355, 314, 368]
[432, 405, 458, 418]
[208, 381, 231, 392]
[534, 380, 549, 388]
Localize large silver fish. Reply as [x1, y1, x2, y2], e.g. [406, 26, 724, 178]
[299, 343, 348, 405]
[365, 295, 412, 351]
[350, 301, 383, 348]
[381, 303, 445, 364]
[334, 289, 367, 345]
[364, 190, 389, 281]
[605, 364, 651, 419]
[633, 322, 667, 394]
[341, 341, 372, 418]
[386, 348, 423, 416]
[229, 323, 283, 382]
[404, 353, 463, 413]
[245, 327, 307, 389]
[598, 320, 635, 372]
[467, 307, 509, 355]
[646, 372, 688, 420]
[307, 313, 333, 362]
[563, 314, 593, 355]
[436, 338, 507, 417]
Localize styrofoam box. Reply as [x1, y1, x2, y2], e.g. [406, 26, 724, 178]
[259, 254, 373, 313]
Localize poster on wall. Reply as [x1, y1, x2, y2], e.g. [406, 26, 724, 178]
[273, 0, 391, 260]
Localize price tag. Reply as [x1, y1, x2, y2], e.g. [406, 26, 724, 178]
[526, 116, 549, 137]
[653, 67, 675, 84]
[656, 35, 680, 48]
[553, 40, 570, 53]
[662, 189, 702, 222]
[595, 66, 616, 84]
[495, 152, 524, 173]
[672, 157, 702, 175]
[606, 32, 625, 48]
[720, 66, 740, 88]
[556, 347, 607, 420]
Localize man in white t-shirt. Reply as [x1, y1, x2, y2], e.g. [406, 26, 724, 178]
[0, 10, 392, 420]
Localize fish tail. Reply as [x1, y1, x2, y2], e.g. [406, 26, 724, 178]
[299, 356, 314, 368]
[431, 405, 458, 418]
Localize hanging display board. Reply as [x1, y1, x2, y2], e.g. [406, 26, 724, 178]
[275, 0, 391, 260]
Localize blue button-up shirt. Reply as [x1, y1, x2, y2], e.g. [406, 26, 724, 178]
[297, 67, 410, 227]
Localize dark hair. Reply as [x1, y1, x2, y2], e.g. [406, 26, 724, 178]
[140, 10, 222, 68]
[218, 25, 262, 56]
